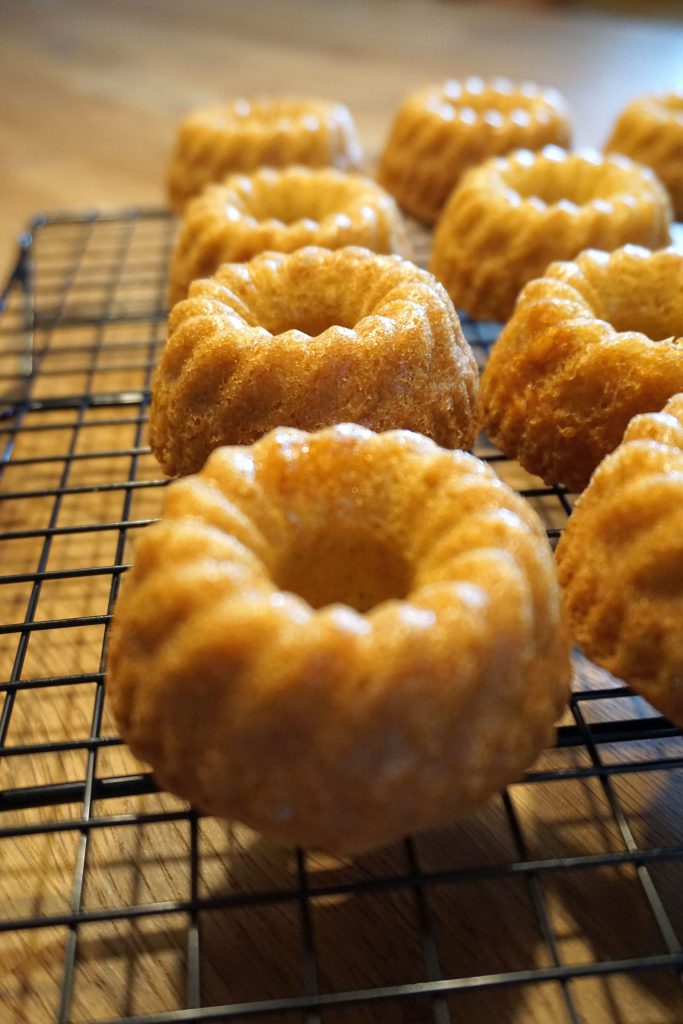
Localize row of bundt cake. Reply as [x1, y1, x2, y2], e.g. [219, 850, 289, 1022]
[106, 82, 682, 855]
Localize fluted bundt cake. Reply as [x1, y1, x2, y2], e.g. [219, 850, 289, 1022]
[556, 394, 683, 724]
[605, 92, 683, 219]
[430, 146, 672, 322]
[107, 423, 571, 854]
[480, 245, 683, 491]
[168, 98, 363, 211]
[168, 166, 406, 306]
[377, 76, 570, 224]
[150, 246, 480, 477]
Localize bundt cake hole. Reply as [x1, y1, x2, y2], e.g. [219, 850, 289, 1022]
[508, 157, 661, 209]
[508, 170, 585, 207]
[273, 531, 412, 613]
[608, 308, 683, 343]
[247, 186, 325, 226]
[598, 276, 683, 342]
[254, 297, 358, 337]
[244, 176, 363, 227]
[504, 159, 616, 207]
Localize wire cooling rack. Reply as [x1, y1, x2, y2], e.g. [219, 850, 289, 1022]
[1, 209, 683, 1024]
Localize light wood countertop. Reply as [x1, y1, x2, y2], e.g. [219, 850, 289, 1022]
[1, 2, 683, 1023]
[1, 0, 682, 277]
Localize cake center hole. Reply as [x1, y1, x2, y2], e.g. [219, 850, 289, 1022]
[258, 297, 357, 336]
[598, 263, 683, 341]
[607, 304, 682, 342]
[512, 174, 580, 205]
[274, 531, 411, 612]
[253, 188, 327, 225]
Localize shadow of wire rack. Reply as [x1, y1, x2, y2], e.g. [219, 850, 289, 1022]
[0, 208, 683, 1024]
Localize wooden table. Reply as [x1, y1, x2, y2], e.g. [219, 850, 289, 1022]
[2, 0, 683, 277]
[1, 2, 683, 1022]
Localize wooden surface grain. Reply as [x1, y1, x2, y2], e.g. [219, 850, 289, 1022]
[1, 1, 683, 1022]
[1, 0, 683, 277]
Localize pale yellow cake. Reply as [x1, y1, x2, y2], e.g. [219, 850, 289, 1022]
[480, 245, 683, 490]
[168, 98, 363, 211]
[150, 246, 480, 477]
[606, 93, 683, 219]
[430, 147, 672, 322]
[377, 76, 570, 224]
[168, 166, 405, 306]
[556, 394, 683, 724]
[108, 424, 571, 854]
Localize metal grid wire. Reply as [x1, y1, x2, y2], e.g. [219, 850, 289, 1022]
[1, 210, 683, 1024]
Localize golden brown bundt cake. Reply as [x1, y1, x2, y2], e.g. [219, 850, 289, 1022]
[168, 98, 363, 211]
[168, 166, 406, 307]
[430, 146, 672, 323]
[108, 423, 571, 854]
[480, 245, 683, 491]
[150, 246, 480, 477]
[605, 93, 683, 219]
[377, 76, 570, 224]
[556, 394, 683, 724]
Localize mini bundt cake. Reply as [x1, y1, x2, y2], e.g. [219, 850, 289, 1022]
[107, 423, 571, 854]
[150, 246, 480, 477]
[430, 146, 672, 322]
[377, 76, 570, 224]
[168, 98, 363, 211]
[556, 394, 683, 724]
[480, 245, 683, 491]
[605, 92, 683, 219]
[168, 166, 406, 306]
